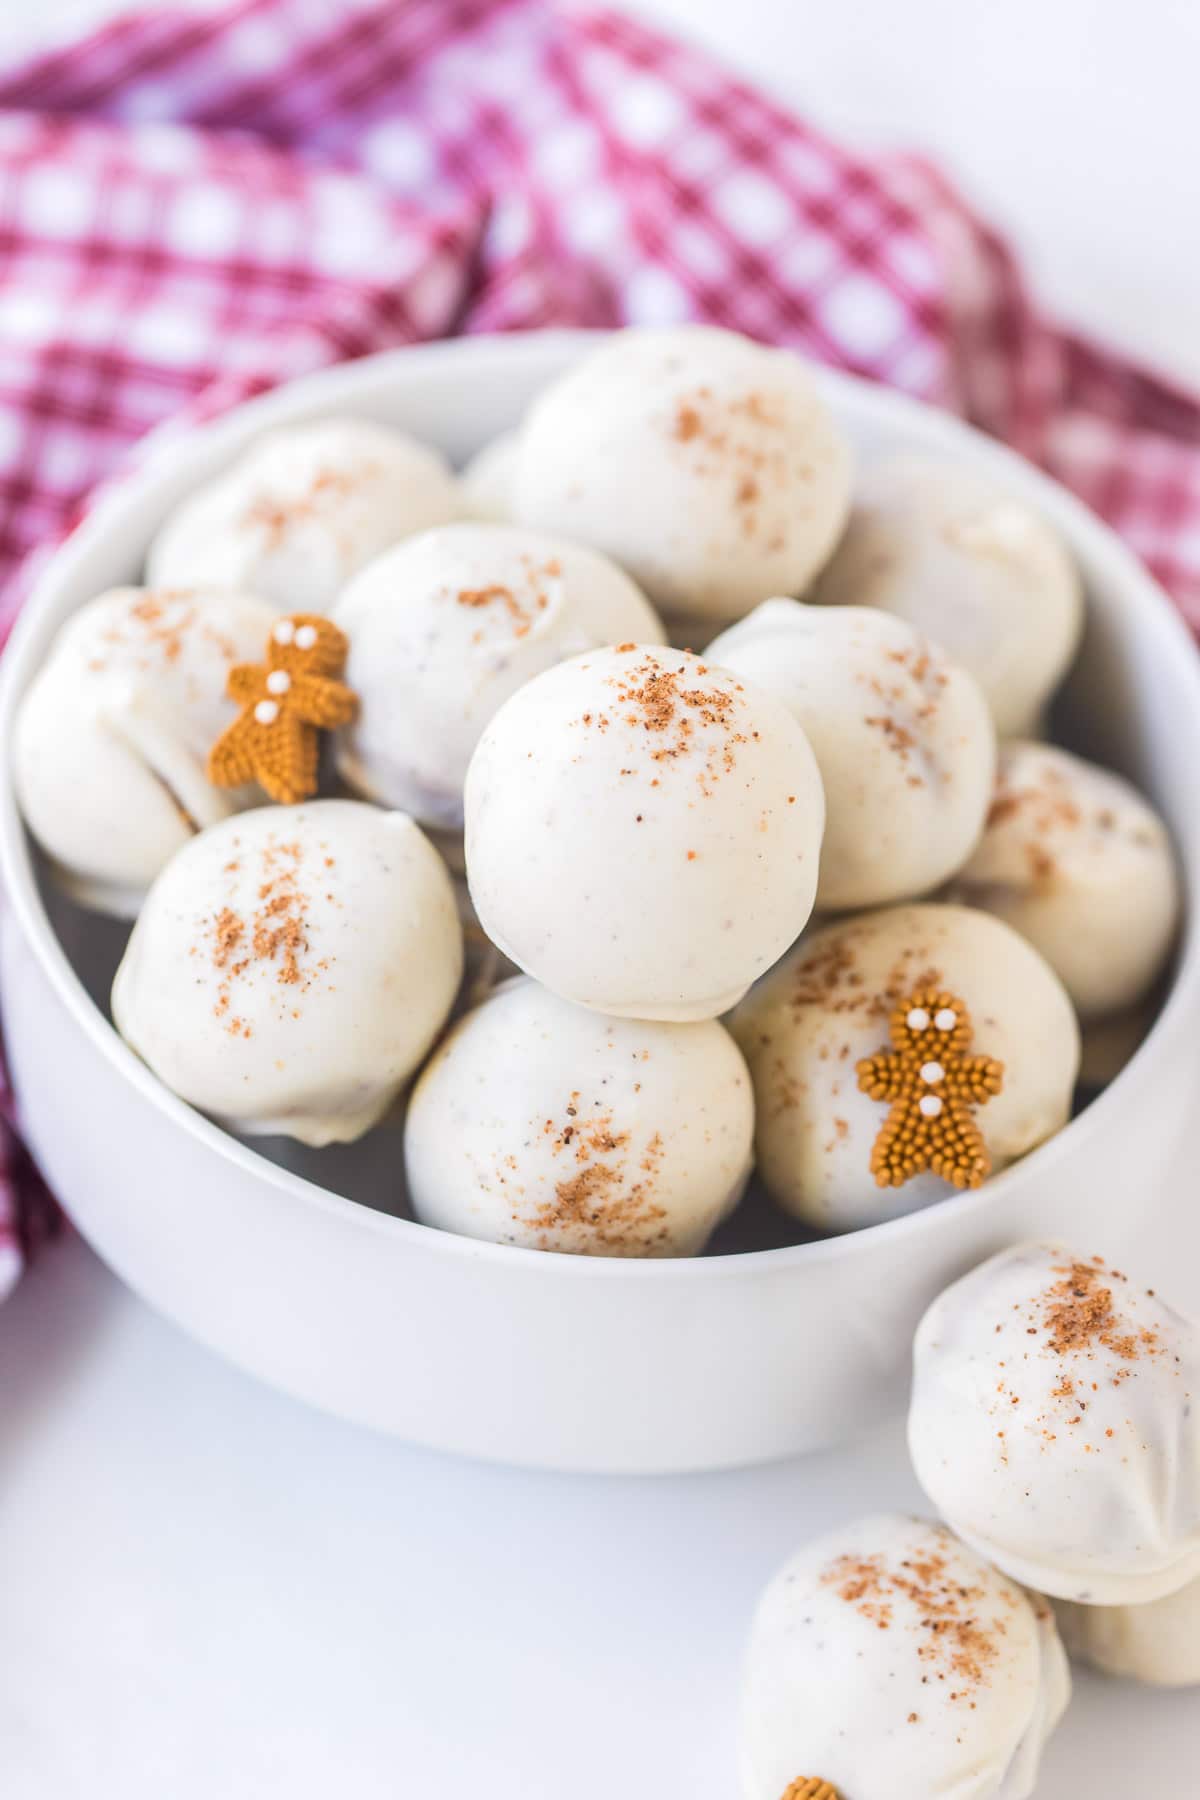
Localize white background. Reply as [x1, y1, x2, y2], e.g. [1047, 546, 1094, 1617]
[3, 2, 1200, 1796]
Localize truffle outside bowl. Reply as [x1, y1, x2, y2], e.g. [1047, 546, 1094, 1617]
[2, 333, 1198, 1474]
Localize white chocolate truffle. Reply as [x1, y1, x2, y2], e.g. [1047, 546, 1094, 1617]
[334, 523, 665, 829]
[513, 325, 852, 623]
[146, 418, 458, 612]
[813, 454, 1083, 737]
[909, 1243, 1200, 1605]
[951, 742, 1178, 1021]
[14, 585, 277, 916]
[112, 800, 462, 1146]
[405, 977, 753, 1256]
[708, 599, 996, 909]
[741, 1513, 1070, 1800]
[458, 429, 519, 522]
[464, 644, 825, 1022]
[729, 904, 1079, 1232]
[1055, 1576, 1200, 1687]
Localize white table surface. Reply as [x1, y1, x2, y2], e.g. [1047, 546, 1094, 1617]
[2, 1230, 1198, 1800]
[2, 2, 1200, 1795]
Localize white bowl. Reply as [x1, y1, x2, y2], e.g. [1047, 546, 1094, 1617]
[2, 332, 1198, 1474]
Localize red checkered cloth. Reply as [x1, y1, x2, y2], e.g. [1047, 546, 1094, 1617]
[1, 0, 1198, 1299]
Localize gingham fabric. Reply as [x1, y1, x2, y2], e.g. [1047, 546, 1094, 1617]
[1, 0, 1198, 1299]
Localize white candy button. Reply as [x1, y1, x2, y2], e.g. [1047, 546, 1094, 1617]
[935, 1008, 958, 1031]
[254, 699, 279, 725]
[906, 1007, 930, 1031]
[294, 624, 318, 650]
[920, 1061, 944, 1085]
[266, 669, 291, 695]
[919, 1094, 943, 1118]
[272, 620, 295, 645]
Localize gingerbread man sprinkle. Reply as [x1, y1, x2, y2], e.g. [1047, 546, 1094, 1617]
[779, 1782, 841, 1800]
[207, 613, 357, 806]
[857, 986, 1004, 1191]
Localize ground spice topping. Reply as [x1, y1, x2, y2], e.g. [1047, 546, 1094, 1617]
[1042, 1258, 1160, 1362]
[822, 1535, 1004, 1701]
[205, 835, 332, 1034]
[454, 556, 561, 639]
[521, 1099, 668, 1251]
[242, 463, 367, 548]
[591, 650, 749, 791]
[857, 987, 1003, 1189]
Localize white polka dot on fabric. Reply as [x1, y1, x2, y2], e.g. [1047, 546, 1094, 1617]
[820, 273, 909, 360]
[668, 221, 728, 284]
[18, 166, 95, 240]
[362, 119, 435, 189]
[309, 180, 389, 279]
[164, 183, 245, 259]
[777, 231, 840, 291]
[561, 186, 625, 255]
[534, 120, 598, 188]
[226, 17, 286, 72]
[486, 196, 534, 261]
[127, 307, 210, 366]
[0, 289, 59, 345]
[131, 124, 202, 175]
[254, 700, 279, 726]
[38, 432, 95, 493]
[612, 73, 683, 148]
[624, 264, 692, 326]
[712, 168, 793, 249]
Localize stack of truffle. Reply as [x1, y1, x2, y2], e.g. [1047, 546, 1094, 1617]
[741, 1240, 1200, 1799]
[14, 324, 1180, 1254]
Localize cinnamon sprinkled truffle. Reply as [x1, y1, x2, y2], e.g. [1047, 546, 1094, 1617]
[14, 584, 278, 918]
[464, 644, 824, 1021]
[729, 904, 1077, 1234]
[910, 1242, 1200, 1604]
[741, 1514, 1070, 1800]
[336, 523, 663, 831]
[813, 452, 1082, 736]
[404, 978, 752, 1257]
[512, 325, 852, 623]
[708, 599, 995, 908]
[112, 801, 462, 1146]
[147, 417, 458, 614]
[951, 741, 1179, 1023]
[1056, 1571, 1200, 1687]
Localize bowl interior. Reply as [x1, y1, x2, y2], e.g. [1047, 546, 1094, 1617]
[5, 331, 1200, 1260]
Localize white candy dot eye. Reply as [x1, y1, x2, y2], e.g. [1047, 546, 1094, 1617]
[935, 1008, 958, 1031]
[920, 1061, 944, 1085]
[266, 669, 291, 695]
[906, 1008, 930, 1031]
[254, 699, 279, 726]
[919, 1094, 943, 1118]
[272, 620, 295, 645]
[294, 624, 318, 650]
